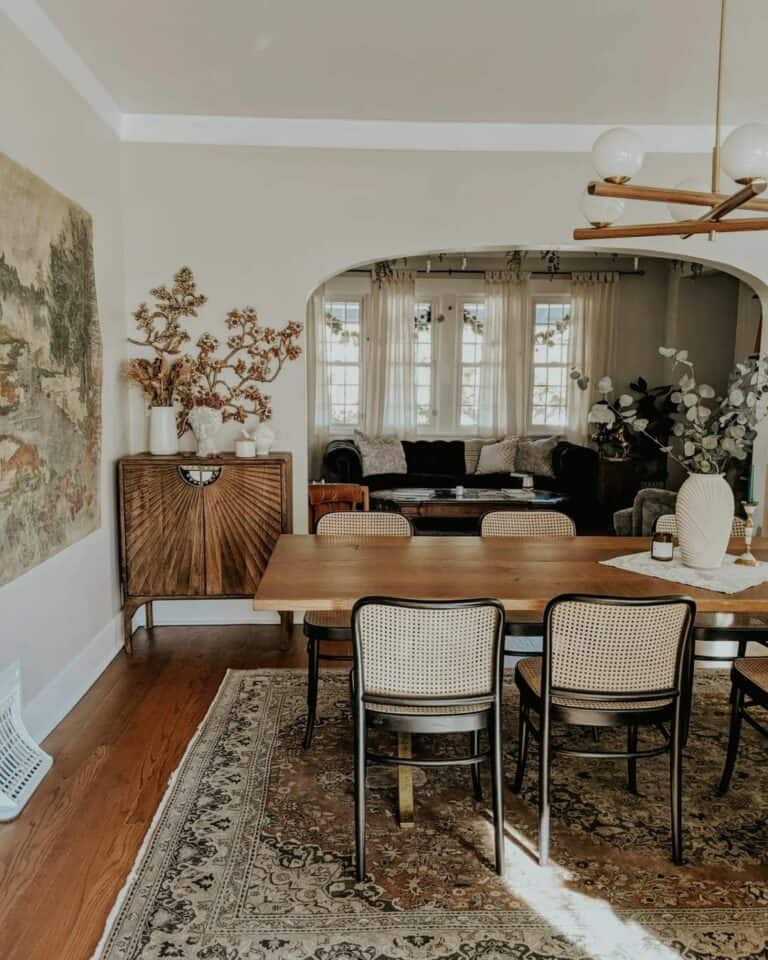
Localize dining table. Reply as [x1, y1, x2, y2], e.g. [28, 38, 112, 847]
[253, 533, 768, 826]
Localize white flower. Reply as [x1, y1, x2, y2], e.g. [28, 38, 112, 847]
[747, 391, 757, 407]
[596, 376, 613, 394]
[683, 393, 697, 407]
[698, 384, 715, 398]
[659, 346, 677, 358]
[684, 441, 696, 457]
[632, 418, 649, 431]
[679, 374, 695, 392]
[588, 404, 615, 425]
[673, 423, 685, 436]
[671, 391, 683, 403]
[618, 394, 633, 408]
[697, 406, 711, 420]
[702, 435, 719, 450]
[686, 406, 699, 421]
[676, 350, 689, 362]
[729, 388, 745, 406]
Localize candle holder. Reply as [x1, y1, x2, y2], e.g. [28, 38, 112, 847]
[735, 500, 759, 567]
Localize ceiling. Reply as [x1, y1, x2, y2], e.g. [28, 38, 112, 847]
[37, 0, 767, 124]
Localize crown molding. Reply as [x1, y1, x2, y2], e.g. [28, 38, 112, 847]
[1, 0, 121, 135]
[120, 114, 727, 152]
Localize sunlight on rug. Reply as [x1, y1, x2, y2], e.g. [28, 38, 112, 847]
[92, 669, 768, 960]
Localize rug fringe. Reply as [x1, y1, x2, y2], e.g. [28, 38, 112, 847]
[88, 668, 237, 960]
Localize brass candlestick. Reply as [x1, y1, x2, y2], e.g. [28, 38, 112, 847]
[735, 501, 759, 566]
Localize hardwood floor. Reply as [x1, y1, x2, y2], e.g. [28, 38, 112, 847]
[0, 623, 314, 960]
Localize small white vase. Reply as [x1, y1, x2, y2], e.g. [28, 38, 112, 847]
[189, 406, 223, 458]
[148, 406, 178, 455]
[253, 422, 275, 455]
[676, 473, 734, 569]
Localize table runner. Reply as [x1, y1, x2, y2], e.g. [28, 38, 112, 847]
[600, 549, 768, 595]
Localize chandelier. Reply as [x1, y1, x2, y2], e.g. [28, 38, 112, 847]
[573, 0, 768, 242]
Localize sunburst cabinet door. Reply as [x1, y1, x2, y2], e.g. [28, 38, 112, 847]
[203, 463, 286, 596]
[121, 463, 206, 596]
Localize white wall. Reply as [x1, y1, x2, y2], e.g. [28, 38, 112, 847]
[0, 15, 127, 739]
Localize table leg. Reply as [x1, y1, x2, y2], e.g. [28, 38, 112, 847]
[397, 732, 415, 829]
[279, 611, 293, 651]
[145, 601, 154, 629]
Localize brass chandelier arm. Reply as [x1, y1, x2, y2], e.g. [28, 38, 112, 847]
[573, 217, 768, 241]
[588, 179, 768, 214]
[681, 180, 767, 239]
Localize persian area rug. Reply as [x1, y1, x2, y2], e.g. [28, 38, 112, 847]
[93, 669, 768, 960]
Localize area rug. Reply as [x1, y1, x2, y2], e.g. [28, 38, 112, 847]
[93, 669, 768, 960]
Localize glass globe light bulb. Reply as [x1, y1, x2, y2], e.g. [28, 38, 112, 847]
[721, 123, 768, 184]
[667, 176, 713, 222]
[591, 127, 644, 183]
[579, 190, 625, 228]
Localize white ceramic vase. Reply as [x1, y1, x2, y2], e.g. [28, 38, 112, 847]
[188, 406, 223, 458]
[148, 406, 178, 455]
[675, 473, 734, 569]
[253, 422, 275, 455]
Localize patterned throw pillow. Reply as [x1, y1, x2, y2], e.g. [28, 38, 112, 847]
[475, 438, 519, 475]
[354, 431, 407, 477]
[515, 435, 559, 478]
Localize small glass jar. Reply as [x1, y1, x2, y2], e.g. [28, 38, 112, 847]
[651, 531, 674, 562]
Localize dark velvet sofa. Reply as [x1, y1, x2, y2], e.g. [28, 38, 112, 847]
[322, 437, 599, 529]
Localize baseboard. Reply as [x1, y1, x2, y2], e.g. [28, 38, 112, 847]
[24, 614, 123, 743]
[145, 599, 300, 627]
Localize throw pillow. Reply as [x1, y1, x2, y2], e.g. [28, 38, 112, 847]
[464, 438, 498, 474]
[475, 437, 519, 475]
[354, 431, 407, 477]
[515, 435, 559, 478]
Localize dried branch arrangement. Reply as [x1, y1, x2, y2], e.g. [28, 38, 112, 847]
[125, 267, 303, 431]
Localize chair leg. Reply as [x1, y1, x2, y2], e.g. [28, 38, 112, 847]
[627, 725, 639, 795]
[538, 713, 551, 867]
[489, 712, 505, 877]
[354, 712, 367, 882]
[670, 717, 684, 866]
[470, 731, 483, 801]
[717, 684, 745, 796]
[303, 637, 320, 750]
[511, 701, 529, 795]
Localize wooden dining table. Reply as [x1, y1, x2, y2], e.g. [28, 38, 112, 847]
[253, 534, 768, 825]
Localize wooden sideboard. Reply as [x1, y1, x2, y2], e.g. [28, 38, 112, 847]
[118, 452, 292, 653]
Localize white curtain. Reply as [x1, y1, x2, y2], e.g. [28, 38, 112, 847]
[306, 283, 330, 479]
[483, 270, 531, 436]
[567, 271, 620, 443]
[362, 271, 417, 436]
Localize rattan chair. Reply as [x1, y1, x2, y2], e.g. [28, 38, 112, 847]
[717, 657, 768, 796]
[302, 510, 413, 749]
[512, 594, 696, 866]
[655, 514, 746, 538]
[351, 597, 507, 881]
[481, 510, 576, 658]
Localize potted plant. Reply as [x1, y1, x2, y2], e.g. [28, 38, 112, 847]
[574, 347, 768, 569]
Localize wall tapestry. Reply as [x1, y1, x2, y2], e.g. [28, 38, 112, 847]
[0, 153, 102, 587]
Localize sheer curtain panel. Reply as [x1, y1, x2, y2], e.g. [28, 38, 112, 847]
[483, 271, 531, 436]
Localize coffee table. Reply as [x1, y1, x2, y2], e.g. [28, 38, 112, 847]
[369, 486, 570, 522]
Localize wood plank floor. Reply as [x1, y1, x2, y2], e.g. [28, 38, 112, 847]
[0, 624, 315, 960]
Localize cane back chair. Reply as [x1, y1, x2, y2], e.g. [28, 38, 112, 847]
[718, 657, 768, 796]
[480, 510, 576, 658]
[351, 597, 507, 882]
[513, 594, 696, 866]
[302, 510, 413, 749]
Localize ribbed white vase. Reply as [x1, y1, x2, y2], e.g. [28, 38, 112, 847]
[675, 473, 734, 569]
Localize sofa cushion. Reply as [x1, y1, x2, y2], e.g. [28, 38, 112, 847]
[402, 439, 465, 477]
[476, 437, 519, 474]
[464, 438, 498, 473]
[354, 431, 407, 477]
[365, 472, 459, 492]
[516, 436, 560, 478]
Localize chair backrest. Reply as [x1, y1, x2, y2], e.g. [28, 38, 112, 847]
[352, 598, 505, 708]
[655, 514, 745, 538]
[315, 510, 412, 537]
[308, 483, 369, 532]
[543, 594, 695, 707]
[481, 510, 576, 537]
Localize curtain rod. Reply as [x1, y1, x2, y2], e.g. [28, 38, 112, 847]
[346, 268, 646, 278]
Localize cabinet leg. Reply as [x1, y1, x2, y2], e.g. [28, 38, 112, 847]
[122, 603, 138, 656]
[279, 612, 294, 651]
[145, 601, 154, 629]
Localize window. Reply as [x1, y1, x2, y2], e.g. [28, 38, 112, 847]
[324, 299, 361, 428]
[414, 301, 433, 428]
[459, 301, 487, 429]
[531, 299, 571, 429]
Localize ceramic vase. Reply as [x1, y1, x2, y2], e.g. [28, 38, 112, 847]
[253, 422, 275, 455]
[189, 406, 223, 458]
[148, 406, 178, 455]
[675, 473, 734, 569]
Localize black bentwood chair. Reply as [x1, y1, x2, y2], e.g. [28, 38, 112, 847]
[513, 594, 696, 866]
[302, 511, 413, 749]
[480, 510, 576, 659]
[717, 657, 768, 796]
[351, 597, 507, 882]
